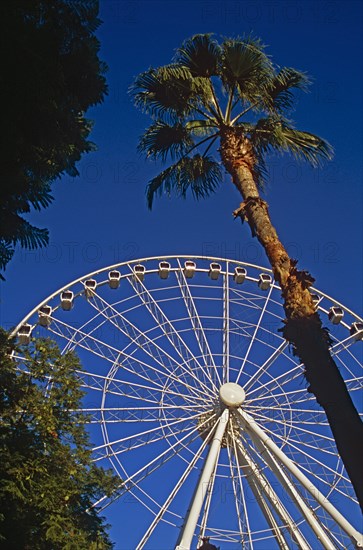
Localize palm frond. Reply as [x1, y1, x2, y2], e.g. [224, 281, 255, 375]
[265, 67, 310, 113]
[131, 65, 211, 120]
[251, 117, 333, 166]
[146, 155, 222, 208]
[280, 126, 333, 165]
[220, 36, 274, 103]
[185, 119, 218, 136]
[133, 34, 333, 206]
[174, 34, 221, 76]
[138, 121, 194, 162]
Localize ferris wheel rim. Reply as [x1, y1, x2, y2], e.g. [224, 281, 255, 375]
[11, 254, 363, 336]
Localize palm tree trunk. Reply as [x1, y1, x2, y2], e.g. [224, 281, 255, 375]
[220, 128, 363, 512]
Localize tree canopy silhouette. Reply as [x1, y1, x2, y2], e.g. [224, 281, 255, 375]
[0, 0, 107, 279]
[132, 33, 363, 510]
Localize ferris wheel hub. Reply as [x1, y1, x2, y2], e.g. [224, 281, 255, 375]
[219, 382, 246, 407]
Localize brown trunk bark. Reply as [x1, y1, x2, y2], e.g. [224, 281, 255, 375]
[220, 127, 363, 512]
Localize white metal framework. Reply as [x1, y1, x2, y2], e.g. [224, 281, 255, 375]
[13, 256, 363, 549]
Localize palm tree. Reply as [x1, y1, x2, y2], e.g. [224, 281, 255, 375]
[131, 34, 363, 510]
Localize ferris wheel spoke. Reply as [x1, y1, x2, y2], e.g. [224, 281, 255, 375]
[245, 357, 303, 397]
[229, 320, 259, 340]
[334, 350, 363, 389]
[248, 403, 329, 428]
[345, 375, 363, 393]
[230, 286, 272, 310]
[222, 264, 230, 384]
[49, 319, 210, 402]
[48, 317, 130, 364]
[249, 410, 336, 451]
[236, 284, 275, 385]
[79, 370, 166, 404]
[253, 412, 338, 456]
[86, 289, 213, 396]
[175, 259, 221, 388]
[56, 308, 109, 354]
[126, 481, 183, 526]
[126, 269, 217, 391]
[248, 337, 362, 402]
[246, 403, 327, 417]
[81, 403, 203, 423]
[336, 345, 363, 377]
[78, 369, 208, 409]
[92, 409, 205, 461]
[136, 433, 211, 549]
[329, 333, 363, 356]
[93, 414, 213, 512]
[256, 421, 352, 494]
[253, 414, 341, 467]
[247, 383, 306, 404]
[244, 340, 289, 392]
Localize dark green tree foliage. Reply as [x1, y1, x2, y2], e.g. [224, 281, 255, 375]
[0, 330, 118, 549]
[0, 1, 107, 278]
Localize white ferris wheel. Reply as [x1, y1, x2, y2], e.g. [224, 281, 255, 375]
[13, 255, 363, 549]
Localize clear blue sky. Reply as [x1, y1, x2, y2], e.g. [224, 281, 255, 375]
[1, 0, 362, 547]
[1, 0, 362, 329]
[1, 0, 362, 327]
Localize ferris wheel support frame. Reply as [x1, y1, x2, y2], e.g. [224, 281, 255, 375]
[175, 404, 363, 550]
[238, 409, 363, 548]
[243, 429, 336, 548]
[235, 441, 310, 550]
[175, 408, 230, 550]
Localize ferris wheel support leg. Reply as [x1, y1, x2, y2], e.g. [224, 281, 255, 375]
[175, 408, 230, 550]
[236, 441, 310, 550]
[197, 458, 218, 544]
[240, 433, 335, 549]
[238, 408, 363, 548]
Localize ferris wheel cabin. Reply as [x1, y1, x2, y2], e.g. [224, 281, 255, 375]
[208, 262, 221, 280]
[38, 305, 52, 327]
[108, 270, 121, 289]
[328, 306, 344, 324]
[184, 261, 196, 278]
[84, 279, 97, 299]
[17, 323, 32, 345]
[258, 273, 272, 290]
[133, 264, 145, 282]
[61, 290, 74, 311]
[158, 261, 171, 279]
[233, 266, 247, 284]
[350, 322, 363, 340]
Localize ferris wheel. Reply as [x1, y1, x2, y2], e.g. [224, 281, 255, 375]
[13, 255, 363, 549]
